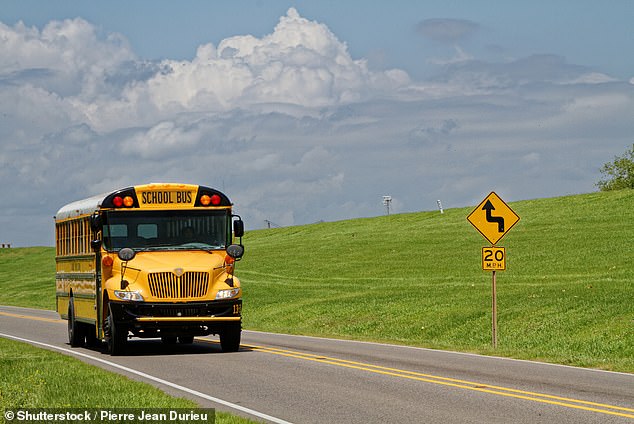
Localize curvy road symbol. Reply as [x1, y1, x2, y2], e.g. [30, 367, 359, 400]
[482, 200, 504, 232]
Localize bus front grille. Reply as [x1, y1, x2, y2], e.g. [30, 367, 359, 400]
[148, 272, 209, 299]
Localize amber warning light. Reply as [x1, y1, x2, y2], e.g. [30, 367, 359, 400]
[200, 194, 222, 206]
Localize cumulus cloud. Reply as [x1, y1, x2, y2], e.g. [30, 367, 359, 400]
[0, 8, 633, 247]
[0, 18, 135, 97]
[85, 7, 409, 132]
[121, 121, 203, 159]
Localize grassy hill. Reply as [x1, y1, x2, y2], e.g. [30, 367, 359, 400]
[239, 190, 634, 372]
[1, 190, 632, 372]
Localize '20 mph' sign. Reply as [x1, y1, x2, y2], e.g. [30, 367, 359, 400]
[482, 247, 506, 271]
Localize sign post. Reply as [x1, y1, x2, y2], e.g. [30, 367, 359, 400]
[492, 270, 497, 348]
[467, 192, 520, 348]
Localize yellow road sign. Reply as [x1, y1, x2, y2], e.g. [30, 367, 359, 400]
[482, 246, 506, 271]
[467, 192, 520, 245]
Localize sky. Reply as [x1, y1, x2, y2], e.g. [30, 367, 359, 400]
[1, 1, 633, 247]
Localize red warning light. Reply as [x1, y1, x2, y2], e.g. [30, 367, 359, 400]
[112, 196, 123, 207]
[211, 194, 221, 205]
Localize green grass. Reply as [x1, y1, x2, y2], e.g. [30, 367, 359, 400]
[0, 338, 258, 424]
[0, 247, 55, 310]
[1, 190, 632, 373]
[238, 190, 634, 372]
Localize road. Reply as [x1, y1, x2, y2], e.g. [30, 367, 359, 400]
[1, 305, 633, 423]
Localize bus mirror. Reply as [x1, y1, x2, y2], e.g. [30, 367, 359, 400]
[233, 219, 244, 238]
[226, 244, 244, 259]
[90, 212, 102, 231]
[91, 240, 102, 251]
[118, 248, 136, 262]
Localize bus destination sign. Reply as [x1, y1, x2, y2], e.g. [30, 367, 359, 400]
[137, 189, 196, 208]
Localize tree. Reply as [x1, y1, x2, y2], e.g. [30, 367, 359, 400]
[597, 144, 634, 191]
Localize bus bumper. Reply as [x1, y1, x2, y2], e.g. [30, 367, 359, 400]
[108, 299, 242, 337]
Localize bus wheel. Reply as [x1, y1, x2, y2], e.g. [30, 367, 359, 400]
[178, 336, 194, 344]
[68, 298, 85, 347]
[85, 324, 98, 348]
[161, 336, 177, 344]
[219, 323, 241, 352]
[104, 308, 127, 356]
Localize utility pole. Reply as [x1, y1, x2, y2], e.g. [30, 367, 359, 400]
[264, 220, 281, 229]
[382, 196, 392, 215]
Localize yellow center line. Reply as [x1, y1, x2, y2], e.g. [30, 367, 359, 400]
[0, 311, 65, 323]
[234, 342, 634, 419]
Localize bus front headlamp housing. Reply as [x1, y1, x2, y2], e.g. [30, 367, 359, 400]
[215, 288, 240, 300]
[114, 290, 144, 302]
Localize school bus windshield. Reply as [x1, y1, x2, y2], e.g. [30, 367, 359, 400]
[103, 210, 230, 252]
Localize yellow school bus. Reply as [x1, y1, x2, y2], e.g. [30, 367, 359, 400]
[55, 183, 245, 355]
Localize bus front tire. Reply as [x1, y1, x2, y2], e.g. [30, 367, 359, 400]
[219, 324, 241, 352]
[104, 308, 127, 356]
[68, 298, 85, 347]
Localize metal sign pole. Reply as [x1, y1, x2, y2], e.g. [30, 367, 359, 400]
[492, 270, 498, 348]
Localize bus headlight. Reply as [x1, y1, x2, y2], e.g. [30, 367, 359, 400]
[215, 288, 240, 300]
[114, 290, 144, 302]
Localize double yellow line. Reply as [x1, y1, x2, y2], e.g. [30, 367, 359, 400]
[0, 311, 64, 323]
[238, 342, 634, 419]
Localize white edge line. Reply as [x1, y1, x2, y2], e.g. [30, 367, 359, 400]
[0, 332, 293, 424]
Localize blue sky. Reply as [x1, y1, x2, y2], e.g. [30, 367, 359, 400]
[1, 1, 633, 246]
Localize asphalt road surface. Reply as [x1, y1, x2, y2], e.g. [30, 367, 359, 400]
[1, 305, 633, 423]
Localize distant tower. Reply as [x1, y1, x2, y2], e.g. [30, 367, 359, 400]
[382, 196, 392, 215]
